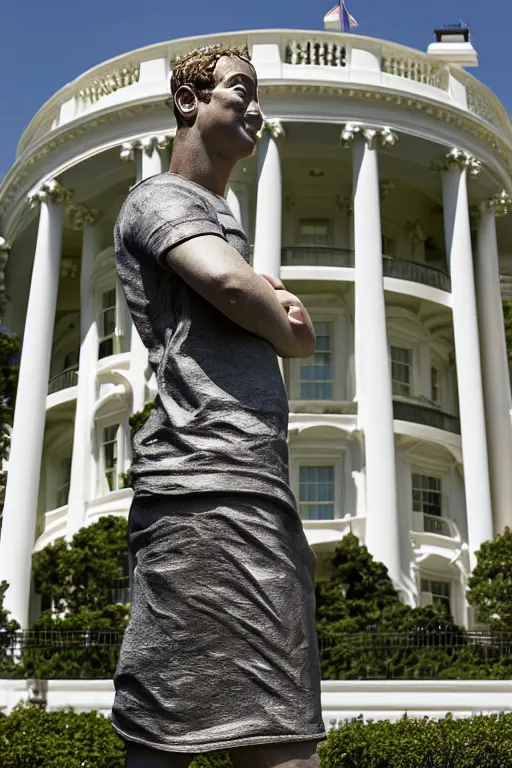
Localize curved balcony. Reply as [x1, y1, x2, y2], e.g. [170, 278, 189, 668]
[47, 365, 79, 395]
[282, 247, 354, 268]
[393, 400, 461, 434]
[383, 258, 451, 293]
[13, 30, 512, 161]
[282, 248, 451, 294]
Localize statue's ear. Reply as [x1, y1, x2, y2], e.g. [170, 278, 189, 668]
[174, 85, 198, 125]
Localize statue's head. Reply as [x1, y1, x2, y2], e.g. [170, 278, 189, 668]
[170, 44, 263, 160]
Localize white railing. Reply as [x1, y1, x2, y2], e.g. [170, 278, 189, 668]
[12, 30, 512, 159]
[413, 511, 460, 540]
[78, 63, 140, 105]
[452, 69, 512, 140]
[381, 48, 449, 90]
[285, 37, 347, 67]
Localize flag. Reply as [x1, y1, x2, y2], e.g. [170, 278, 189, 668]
[324, 2, 359, 33]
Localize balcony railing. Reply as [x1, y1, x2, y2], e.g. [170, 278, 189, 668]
[281, 249, 451, 293]
[47, 365, 78, 395]
[393, 400, 461, 434]
[282, 247, 354, 268]
[383, 257, 451, 292]
[422, 513, 452, 537]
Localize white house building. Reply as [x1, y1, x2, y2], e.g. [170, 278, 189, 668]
[1, 26, 512, 635]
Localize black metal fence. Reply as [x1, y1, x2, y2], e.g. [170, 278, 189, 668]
[2, 629, 512, 680]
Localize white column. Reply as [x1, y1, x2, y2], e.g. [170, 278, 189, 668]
[226, 182, 250, 237]
[66, 208, 102, 538]
[439, 149, 493, 567]
[475, 192, 512, 535]
[0, 180, 70, 626]
[253, 120, 284, 278]
[120, 135, 173, 413]
[343, 123, 401, 586]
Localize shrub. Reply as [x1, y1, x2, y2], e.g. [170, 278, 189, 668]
[0, 704, 233, 767]
[319, 712, 512, 768]
[32, 516, 129, 615]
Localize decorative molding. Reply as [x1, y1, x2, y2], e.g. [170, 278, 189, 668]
[60, 258, 80, 279]
[259, 119, 286, 140]
[433, 148, 482, 177]
[120, 132, 175, 162]
[335, 194, 353, 212]
[27, 179, 73, 208]
[1, 82, 512, 231]
[405, 220, 427, 244]
[67, 205, 103, 230]
[340, 122, 398, 149]
[480, 190, 512, 217]
[379, 179, 396, 201]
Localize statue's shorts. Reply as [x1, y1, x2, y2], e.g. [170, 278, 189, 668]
[112, 493, 326, 753]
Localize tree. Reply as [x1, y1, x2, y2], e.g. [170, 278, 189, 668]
[32, 515, 129, 616]
[30, 517, 130, 678]
[0, 330, 20, 526]
[0, 580, 21, 678]
[467, 527, 512, 631]
[315, 533, 473, 680]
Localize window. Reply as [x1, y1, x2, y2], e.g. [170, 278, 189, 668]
[412, 474, 442, 517]
[55, 457, 72, 508]
[431, 366, 440, 404]
[300, 322, 334, 400]
[421, 578, 451, 613]
[299, 465, 335, 520]
[103, 424, 120, 492]
[299, 219, 329, 246]
[382, 235, 396, 257]
[98, 289, 117, 359]
[391, 346, 412, 397]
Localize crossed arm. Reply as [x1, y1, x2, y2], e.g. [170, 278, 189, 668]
[165, 235, 316, 358]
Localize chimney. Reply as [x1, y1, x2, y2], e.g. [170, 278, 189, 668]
[427, 23, 478, 67]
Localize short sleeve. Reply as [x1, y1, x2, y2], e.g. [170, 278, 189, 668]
[117, 176, 225, 269]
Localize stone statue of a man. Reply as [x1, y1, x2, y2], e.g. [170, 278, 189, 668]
[113, 43, 326, 768]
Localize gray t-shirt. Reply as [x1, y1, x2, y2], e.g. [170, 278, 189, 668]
[115, 173, 296, 513]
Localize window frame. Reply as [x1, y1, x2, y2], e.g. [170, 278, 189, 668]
[95, 415, 128, 497]
[390, 344, 414, 398]
[420, 576, 452, 614]
[297, 218, 331, 247]
[290, 449, 344, 521]
[290, 309, 345, 401]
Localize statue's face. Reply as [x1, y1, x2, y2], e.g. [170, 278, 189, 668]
[196, 56, 263, 161]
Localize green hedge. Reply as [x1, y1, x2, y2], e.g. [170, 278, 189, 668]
[319, 712, 512, 768]
[0, 704, 232, 767]
[4, 706, 512, 767]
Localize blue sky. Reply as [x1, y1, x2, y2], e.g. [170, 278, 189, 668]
[0, 0, 510, 180]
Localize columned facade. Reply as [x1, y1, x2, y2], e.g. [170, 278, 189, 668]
[0, 180, 71, 627]
[253, 120, 284, 278]
[66, 207, 102, 538]
[475, 192, 512, 535]
[439, 150, 494, 568]
[1, 28, 511, 632]
[343, 124, 402, 588]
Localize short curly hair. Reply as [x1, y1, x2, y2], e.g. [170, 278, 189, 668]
[170, 44, 254, 126]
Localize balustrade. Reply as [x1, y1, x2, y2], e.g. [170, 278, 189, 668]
[47, 365, 78, 395]
[393, 400, 461, 434]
